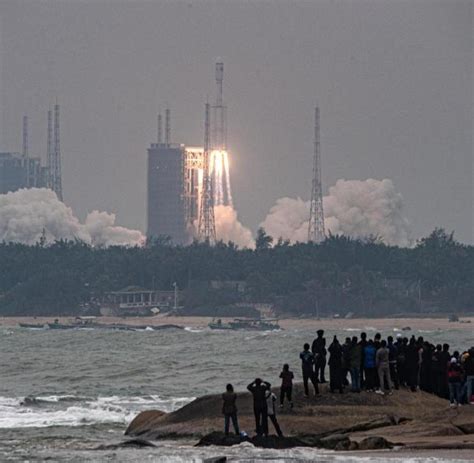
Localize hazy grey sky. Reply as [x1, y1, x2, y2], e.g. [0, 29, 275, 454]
[0, 0, 472, 243]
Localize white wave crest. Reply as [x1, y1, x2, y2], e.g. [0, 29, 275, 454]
[0, 395, 194, 429]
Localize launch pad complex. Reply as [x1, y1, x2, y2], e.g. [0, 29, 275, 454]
[147, 61, 232, 245]
[147, 60, 326, 246]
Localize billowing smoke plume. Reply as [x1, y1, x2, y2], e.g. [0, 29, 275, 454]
[214, 205, 254, 248]
[0, 188, 145, 247]
[261, 179, 411, 247]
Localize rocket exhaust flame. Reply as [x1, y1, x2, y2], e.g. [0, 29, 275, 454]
[210, 150, 233, 207]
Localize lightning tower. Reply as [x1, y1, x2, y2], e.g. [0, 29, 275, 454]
[198, 103, 216, 244]
[53, 103, 63, 201]
[308, 106, 325, 243]
[47, 108, 53, 189]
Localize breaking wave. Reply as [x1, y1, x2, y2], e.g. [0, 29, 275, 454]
[0, 395, 194, 429]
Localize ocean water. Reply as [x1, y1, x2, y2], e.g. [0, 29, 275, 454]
[1, 323, 473, 462]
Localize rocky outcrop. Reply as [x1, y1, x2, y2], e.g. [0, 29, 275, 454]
[125, 384, 474, 451]
[357, 436, 392, 450]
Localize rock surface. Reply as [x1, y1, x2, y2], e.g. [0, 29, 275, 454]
[125, 384, 474, 451]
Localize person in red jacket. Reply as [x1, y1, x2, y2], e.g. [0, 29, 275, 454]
[448, 358, 463, 407]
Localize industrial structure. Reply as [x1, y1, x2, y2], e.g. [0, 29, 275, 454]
[197, 103, 216, 243]
[147, 60, 230, 245]
[146, 108, 188, 244]
[0, 104, 64, 198]
[308, 106, 326, 242]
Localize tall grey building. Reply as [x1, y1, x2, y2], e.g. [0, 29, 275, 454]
[147, 143, 187, 245]
[0, 152, 47, 194]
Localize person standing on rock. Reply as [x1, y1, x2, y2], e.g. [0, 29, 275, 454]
[387, 336, 399, 390]
[328, 336, 344, 393]
[363, 339, 377, 392]
[349, 336, 362, 393]
[376, 340, 393, 395]
[463, 347, 474, 404]
[312, 329, 327, 383]
[222, 383, 240, 436]
[247, 378, 271, 437]
[279, 364, 294, 409]
[265, 389, 283, 437]
[447, 357, 463, 407]
[300, 343, 319, 397]
[406, 337, 420, 392]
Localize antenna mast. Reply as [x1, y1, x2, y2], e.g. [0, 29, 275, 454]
[23, 115, 29, 187]
[157, 113, 162, 144]
[198, 103, 216, 244]
[165, 107, 170, 146]
[308, 106, 325, 243]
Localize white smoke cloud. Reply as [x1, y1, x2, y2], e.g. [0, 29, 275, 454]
[260, 179, 411, 247]
[214, 205, 254, 248]
[0, 188, 145, 247]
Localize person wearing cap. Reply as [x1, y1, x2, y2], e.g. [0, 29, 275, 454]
[247, 378, 271, 436]
[447, 357, 463, 407]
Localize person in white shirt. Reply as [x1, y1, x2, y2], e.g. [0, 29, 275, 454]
[265, 389, 283, 437]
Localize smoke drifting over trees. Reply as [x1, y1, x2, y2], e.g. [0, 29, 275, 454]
[0, 188, 144, 247]
[214, 205, 254, 248]
[2, 179, 410, 248]
[261, 179, 411, 247]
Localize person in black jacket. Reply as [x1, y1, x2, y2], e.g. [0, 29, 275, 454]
[300, 343, 319, 396]
[328, 336, 344, 393]
[222, 383, 239, 435]
[247, 378, 271, 436]
[405, 337, 420, 392]
[312, 330, 327, 383]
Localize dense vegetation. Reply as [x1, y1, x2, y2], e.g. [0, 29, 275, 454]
[0, 228, 472, 316]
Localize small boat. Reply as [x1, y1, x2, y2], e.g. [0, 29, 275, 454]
[19, 323, 46, 329]
[208, 319, 234, 330]
[47, 322, 77, 330]
[209, 318, 281, 331]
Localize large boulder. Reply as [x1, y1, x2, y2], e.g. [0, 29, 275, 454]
[196, 432, 249, 447]
[125, 410, 167, 436]
[196, 432, 313, 449]
[357, 436, 392, 450]
[319, 433, 350, 450]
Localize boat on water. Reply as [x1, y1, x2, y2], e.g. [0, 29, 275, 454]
[208, 318, 281, 331]
[18, 323, 47, 329]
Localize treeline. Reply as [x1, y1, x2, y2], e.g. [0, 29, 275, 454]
[0, 228, 472, 316]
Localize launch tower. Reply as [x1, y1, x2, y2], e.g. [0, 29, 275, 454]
[198, 103, 216, 243]
[308, 106, 325, 243]
[47, 103, 63, 201]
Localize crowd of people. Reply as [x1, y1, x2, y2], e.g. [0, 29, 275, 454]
[222, 329, 474, 437]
